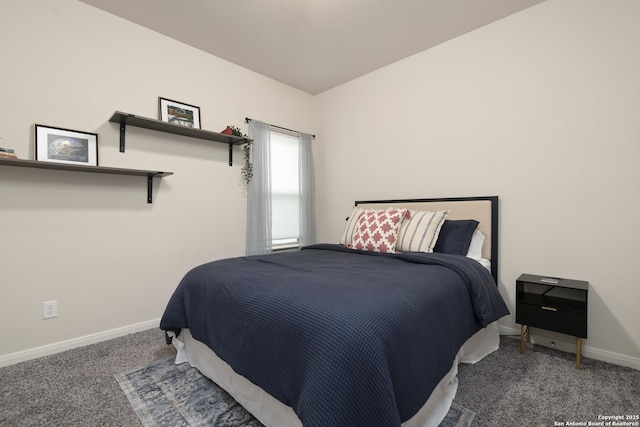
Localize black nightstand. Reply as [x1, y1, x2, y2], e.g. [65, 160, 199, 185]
[516, 273, 589, 369]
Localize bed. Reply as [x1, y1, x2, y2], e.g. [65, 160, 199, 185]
[160, 196, 509, 427]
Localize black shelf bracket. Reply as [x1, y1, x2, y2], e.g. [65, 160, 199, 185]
[229, 143, 233, 166]
[147, 175, 153, 203]
[119, 121, 127, 152]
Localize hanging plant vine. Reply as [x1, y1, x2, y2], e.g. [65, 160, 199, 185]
[240, 140, 253, 184]
[230, 126, 253, 184]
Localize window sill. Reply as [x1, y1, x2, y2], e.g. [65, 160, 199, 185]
[273, 243, 300, 252]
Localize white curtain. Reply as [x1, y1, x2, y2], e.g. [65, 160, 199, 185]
[298, 132, 316, 247]
[246, 120, 272, 255]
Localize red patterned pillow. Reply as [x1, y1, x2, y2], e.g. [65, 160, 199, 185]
[350, 208, 410, 253]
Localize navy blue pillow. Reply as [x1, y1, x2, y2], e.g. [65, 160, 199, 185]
[433, 219, 479, 255]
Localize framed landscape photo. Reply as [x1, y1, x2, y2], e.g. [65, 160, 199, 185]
[159, 97, 201, 129]
[35, 124, 98, 166]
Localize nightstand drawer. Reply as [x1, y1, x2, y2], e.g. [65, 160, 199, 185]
[517, 282, 586, 312]
[516, 302, 587, 338]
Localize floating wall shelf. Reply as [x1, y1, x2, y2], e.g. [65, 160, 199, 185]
[0, 158, 173, 203]
[109, 111, 251, 166]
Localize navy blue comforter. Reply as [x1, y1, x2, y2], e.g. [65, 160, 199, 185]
[160, 244, 509, 427]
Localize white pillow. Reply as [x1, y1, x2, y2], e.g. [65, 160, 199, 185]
[466, 229, 485, 260]
[350, 208, 409, 253]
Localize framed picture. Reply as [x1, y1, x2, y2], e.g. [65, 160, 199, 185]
[35, 124, 98, 166]
[158, 97, 201, 129]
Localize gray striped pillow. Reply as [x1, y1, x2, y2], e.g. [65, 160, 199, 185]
[339, 207, 363, 246]
[397, 210, 449, 253]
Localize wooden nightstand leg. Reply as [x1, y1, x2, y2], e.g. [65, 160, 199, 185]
[576, 337, 582, 369]
[520, 325, 526, 354]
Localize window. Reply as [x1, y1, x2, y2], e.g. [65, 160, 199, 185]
[270, 130, 300, 249]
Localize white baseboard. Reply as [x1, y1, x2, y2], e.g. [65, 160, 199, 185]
[0, 318, 160, 368]
[498, 325, 640, 370]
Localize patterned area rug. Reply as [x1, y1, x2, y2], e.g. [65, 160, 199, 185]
[116, 357, 475, 427]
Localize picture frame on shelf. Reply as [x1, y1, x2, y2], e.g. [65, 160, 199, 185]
[158, 97, 201, 129]
[35, 124, 98, 166]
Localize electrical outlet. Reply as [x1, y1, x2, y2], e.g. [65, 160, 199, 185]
[43, 300, 58, 319]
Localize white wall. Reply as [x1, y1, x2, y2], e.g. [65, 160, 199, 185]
[315, 0, 640, 367]
[0, 0, 314, 363]
[2, 0, 639, 370]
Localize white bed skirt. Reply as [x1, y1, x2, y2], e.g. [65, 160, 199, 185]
[170, 322, 499, 427]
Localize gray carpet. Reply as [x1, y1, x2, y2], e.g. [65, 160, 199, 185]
[115, 357, 475, 426]
[1, 329, 638, 426]
[0, 329, 174, 427]
[456, 337, 640, 426]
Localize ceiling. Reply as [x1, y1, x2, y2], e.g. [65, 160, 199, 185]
[80, 0, 545, 95]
